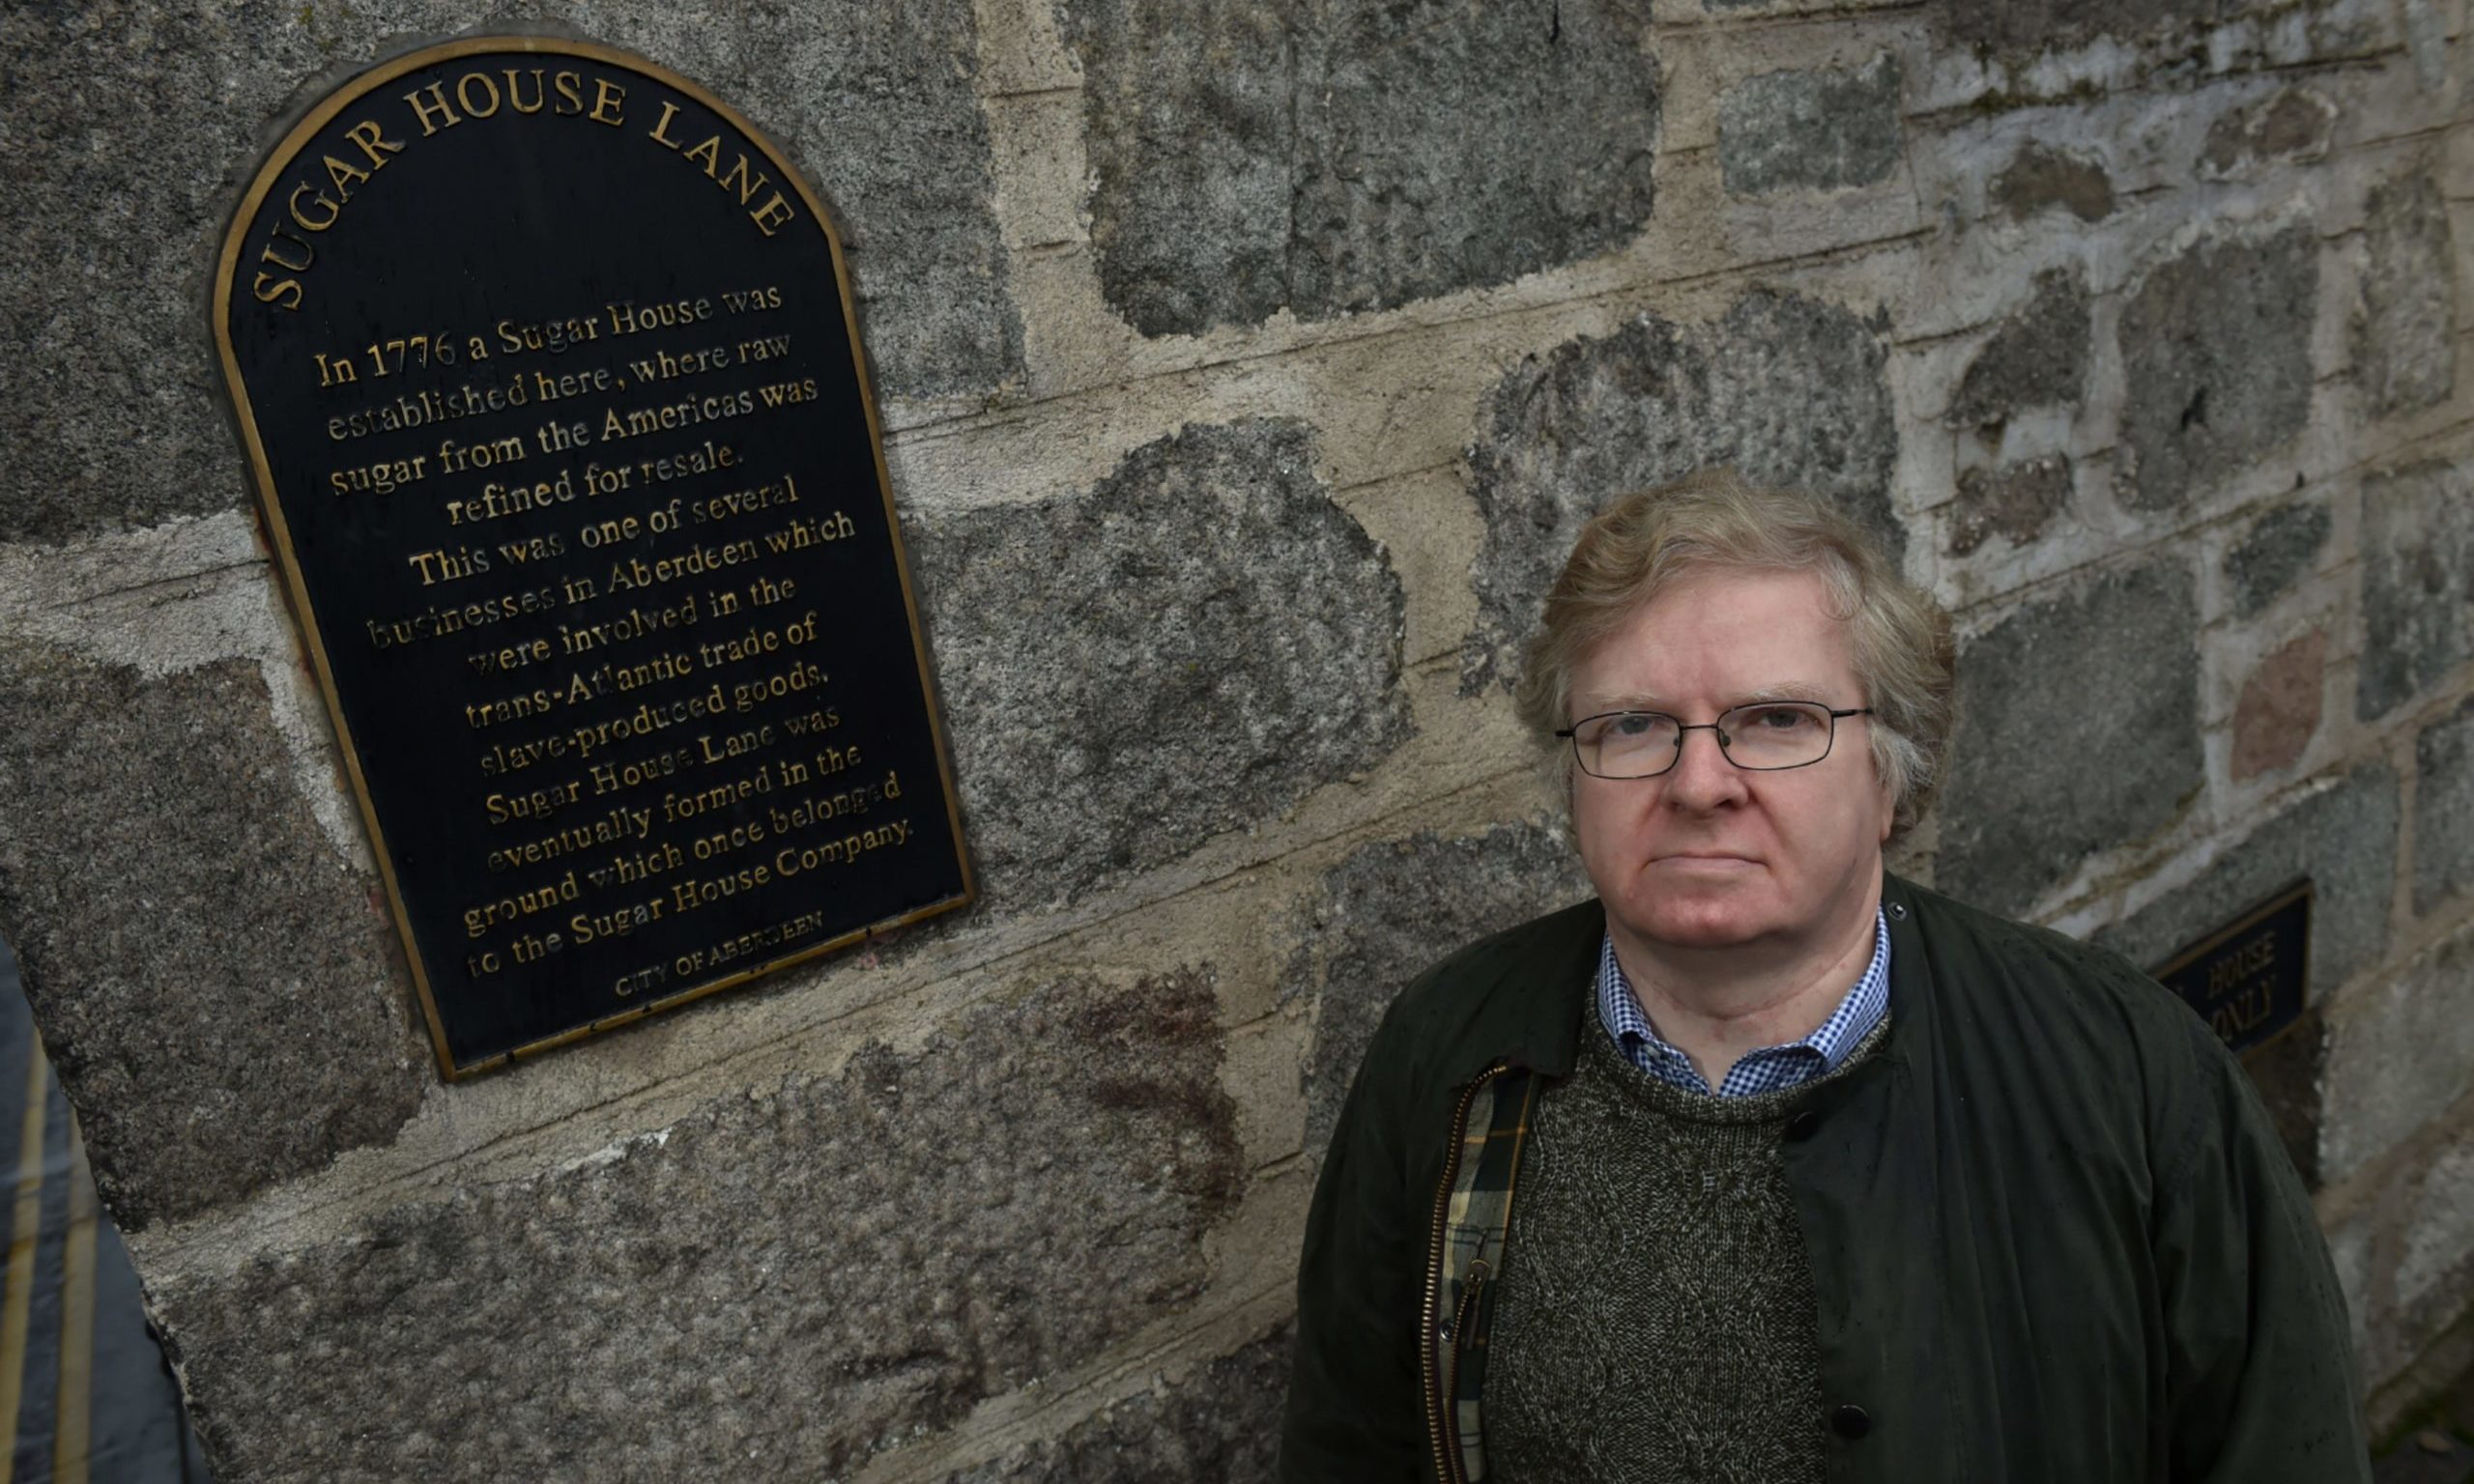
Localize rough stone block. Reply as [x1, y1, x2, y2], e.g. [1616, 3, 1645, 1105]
[2399, 1131, 2474, 1318]
[0, 648, 421, 1230]
[2199, 88, 2338, 177]
[1716, 54, 1903, 197]
[1990, 141, 2114, 222]
[1947, 455, 2071, 556]
[2326, 1205, 2376, 1363]
[2116, 224, 2318, 512]
[1, 4, 1020, 539]
[1461, 290, 1903, 692]
[2354, 171, 2460, 420]
[2231, 629, 2326, 782]
[2095, 761, 2400, 1002]
[1939, 560, 2203, 917]
[1946, 270, 2092, 430]
[1934, 0, 2256, 56]
[1287, 820, 1592, 1159]
[1058, 0, 1295, 339]
[2415, 696, 2474, 914]
[1065, 0, 1662, 336]
[2223, 499, 2332, 618]
[650, 0, 1028, 402]
[162, 970, 1245, 1484]
[940, 1323, 1290, 1484]
[2323, 919, 2474, 1183]
[911, 420, 1409, 906]
[2358, 458, 2474, 722]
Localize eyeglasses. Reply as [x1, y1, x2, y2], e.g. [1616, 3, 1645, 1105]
[1556, 701, 1873, 780]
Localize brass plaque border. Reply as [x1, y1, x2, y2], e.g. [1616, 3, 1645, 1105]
[2149, 877, 2314, 1062]
[211, 34, 977, 1079]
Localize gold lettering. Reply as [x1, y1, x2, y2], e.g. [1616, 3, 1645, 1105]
[252, 272, 302, 310]
[260, 228, 313, 273]
[647, 100, 684, 150]
[589, 77, 626, 127]
[750, 192, 794, 236]
[287, 182, 341, 232]
[455, 71, 502, 119]
[716, 154, 769, 208]
[553, 70, 585, 115]
[405, 80, 460, 135]
[503, 68, 547, 115]
[320, 153, 370, 199]
[682, 134, 723, 178]
[259, 239, 311, 279]
[344, 119, 403, 171]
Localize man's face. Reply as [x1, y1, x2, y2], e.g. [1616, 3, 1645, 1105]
[1566, 565, 1893, 961]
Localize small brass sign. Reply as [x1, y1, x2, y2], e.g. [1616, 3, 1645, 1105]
[215, 36, 974, 1076]
[2151, 881, 2311, 1057]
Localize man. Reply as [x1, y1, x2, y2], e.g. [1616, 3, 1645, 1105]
[1280, 471, 2366, 1483]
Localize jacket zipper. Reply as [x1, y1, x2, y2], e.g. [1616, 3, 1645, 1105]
[1421, 1062, 1509, 1484]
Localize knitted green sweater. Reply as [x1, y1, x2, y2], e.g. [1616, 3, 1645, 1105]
[1483, 1007, 1891, 1483]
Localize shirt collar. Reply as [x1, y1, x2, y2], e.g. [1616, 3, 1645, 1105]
[1596, 908, 1892, 1097]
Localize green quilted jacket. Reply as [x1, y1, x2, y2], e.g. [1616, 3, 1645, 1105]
[1279, 874, 2369, 1484]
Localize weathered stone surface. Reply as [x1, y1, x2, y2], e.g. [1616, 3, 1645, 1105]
[1948, 455, 2072, 556]
[2224, 499, 2332, 617]
[2358, 458, 2474, 721]
[2231, 629, 2326, 781]
[1289, 821, 1591, 1158]
[1716, 54, 1903, 197]
[2323, 919, 2474, 1183]
[2415, 697, 2474, 914]
[2200, 88, 2338, 177]
[912, 420, 1409, 906]
[942, 1323, 1290, 1484]
[2095, 761, 2400, 1001]
[1990, 141, 2114, 222]
[1461, 291, 1903, 692]
[1946, 271, 2092, 429]
[1934, 0, 2257, 56]
[2325, 1205, 2376, 1361]
[1066, 0, 1662, 336]
[2355, 171, 2460, 420]
[0, 5, 1019, 540]
[1059, 0, 1292, 338]
[1939, 560, 2202, 916]
[0, 648, 421, 1230]
[2399, 1131, 2474, 1316]
[2116, 224, 2317, 512]
[163, 970, 1245, 1484]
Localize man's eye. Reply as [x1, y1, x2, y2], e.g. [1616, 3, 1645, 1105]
[1611, 715, 1656, 736]
[1749, 706, 1818, 730]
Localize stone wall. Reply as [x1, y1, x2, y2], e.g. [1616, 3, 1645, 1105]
[2, 0, 2470, 1474]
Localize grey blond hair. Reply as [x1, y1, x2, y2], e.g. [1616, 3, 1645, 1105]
[1511, 469, 1955, 838]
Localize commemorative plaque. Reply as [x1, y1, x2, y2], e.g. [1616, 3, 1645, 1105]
[215, 37, 974, 1076]
[2151, 880, 2311, 1058]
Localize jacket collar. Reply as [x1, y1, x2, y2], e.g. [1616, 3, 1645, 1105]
[1504, 871, 1933, 1082]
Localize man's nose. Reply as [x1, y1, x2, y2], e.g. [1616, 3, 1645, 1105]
[1663, 726, 1747, 808]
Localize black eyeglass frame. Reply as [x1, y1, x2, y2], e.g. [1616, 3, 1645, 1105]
[1553, 704, 1875, 780]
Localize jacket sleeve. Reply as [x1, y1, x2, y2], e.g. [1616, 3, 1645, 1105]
[1280, 1000, 1430, 1484]
[2154, 1019, 2371, 1483]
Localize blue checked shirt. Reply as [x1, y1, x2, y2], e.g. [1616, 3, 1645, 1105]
[1597, 909, 1891, 1097]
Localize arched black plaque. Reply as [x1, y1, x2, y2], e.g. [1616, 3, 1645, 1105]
[215, 36, 974, 1077]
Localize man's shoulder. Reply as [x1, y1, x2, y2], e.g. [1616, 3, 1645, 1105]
[1893, 875, 2228, 1086]
[1408, 897, 1603, 989]
[1902, 877, 2187, 1009]
[1376, 898, 1604, 1070]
